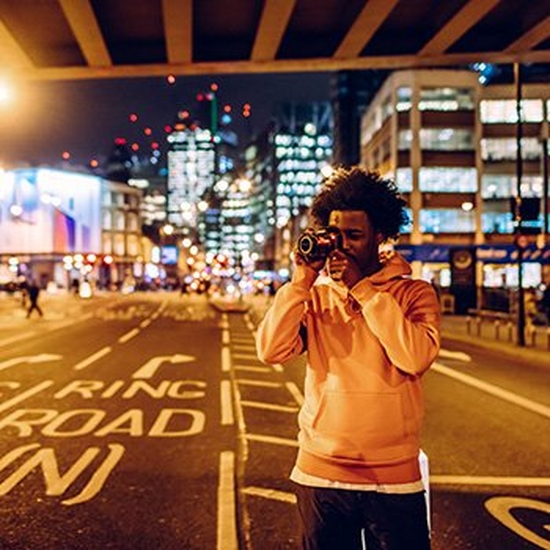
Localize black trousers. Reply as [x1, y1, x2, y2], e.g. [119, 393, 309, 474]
[294, 484, 430, 550]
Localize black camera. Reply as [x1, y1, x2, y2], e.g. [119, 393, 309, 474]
[296, 228, 343, 262]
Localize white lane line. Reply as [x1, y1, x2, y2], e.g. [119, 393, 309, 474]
[286, 382, 304, 406]
[232, 344, 256, 351]
[222, 347, 231, 372]
[232, 353, 258, 360]
[272, 363, 284, 373]
[431, 475, 550, 487]
[433, 362, 550, 419]
[222, 329, 230, 345]
[243, 486, 297, 504]
[241, 400, 298, 413]
[246, 434, 299, 447]
[217, 451, 238, 550]
[237, 379, 282, 388]
[0, 331, 38, 347]
[221, 380, 234, 425]
[438, 348, 472, 362]
[118, 328, 139, 344]
[140, 319, 151, 328]
[0, 381, 54, 413]
[234, 365, 272, 373]
[73, 347, 112, 371]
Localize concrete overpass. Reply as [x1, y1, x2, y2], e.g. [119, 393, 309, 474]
[0, 0, 549, 81]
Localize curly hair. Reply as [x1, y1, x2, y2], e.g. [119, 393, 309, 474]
[310, 166, 409, 241]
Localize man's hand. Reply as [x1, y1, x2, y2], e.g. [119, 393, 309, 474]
[327, 250, 362, 288]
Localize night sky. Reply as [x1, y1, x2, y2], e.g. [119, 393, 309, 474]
[0, 72, 332, 170]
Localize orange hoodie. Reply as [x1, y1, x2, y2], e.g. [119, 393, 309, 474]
[256, 252, 440, 485]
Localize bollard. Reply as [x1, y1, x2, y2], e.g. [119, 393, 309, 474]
[494, 320, 500, 340]
[476, 317, 482, 337]
[526, 325, 536, 347]
[466, 316, 472, 335]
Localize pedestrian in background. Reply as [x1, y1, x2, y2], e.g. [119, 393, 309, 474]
[26, 281, 43, 318]
[256, 166, 441, 549]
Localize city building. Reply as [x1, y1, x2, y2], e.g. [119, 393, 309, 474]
[0, 167, 145, 290]
[360, 69, 550, 313]
[245, 102, 333, 277]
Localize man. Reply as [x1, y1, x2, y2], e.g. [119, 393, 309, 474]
[256, 166, 440, 549]
[26, 281, 43, 318]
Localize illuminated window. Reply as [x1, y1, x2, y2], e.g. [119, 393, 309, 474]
[398, 130, 412, 151]
[480, 99, 543, 123]
[419, 167, 477, 192]
[481, 137, 541, 161]
[420, 128, 474, 150]
[419, 87, 475, 111]
[482, 174, 543, 198]
[396, 87, 412, 112]
[396, 168, 412, 192]
[420, 209, 475, 233]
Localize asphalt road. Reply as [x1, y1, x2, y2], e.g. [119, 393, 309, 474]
[0, 291, 548, 549]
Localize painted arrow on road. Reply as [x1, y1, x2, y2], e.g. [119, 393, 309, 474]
[132, 354, 197, 379]
[0, 354, 63, 373]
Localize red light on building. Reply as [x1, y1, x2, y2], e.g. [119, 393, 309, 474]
[210, 83, 218, 91]
[151, 142, 159, 149]
[144, 127, 152, 136]
[223, 104, 232, 113]
[197, 93, 204, 101]
[167, 74, 176, 85]
[164, 125, 172, 133]
[131, 143, 139, 151]
[62, 151, 70, 160]
[114, 137, 127, 145]
[129, 113, 138, 123]
[90, 159, 99, 168]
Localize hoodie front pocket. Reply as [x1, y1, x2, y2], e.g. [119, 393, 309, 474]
[311, 390, 405, 458]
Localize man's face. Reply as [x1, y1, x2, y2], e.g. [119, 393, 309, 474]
[328, 210, 380, 276]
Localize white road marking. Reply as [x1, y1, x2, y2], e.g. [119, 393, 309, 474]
[237, 379, 282, 388]
[217, 451, 238, 550]
[240, 400, 298, 413]
[132, 354, 196, 379]
[272, 363, 284, 373]
[0, 332, 38, 347]
[0, 354, 62, 373]
[73, 347, 112, 371]
[232, 353, 259, 360]
[243, 486, 296, 504]
[438, 348, 472, 362]
[222, 329, 230, 345]
[285, 382, 304, 406]
[139, 319, 151, 328]
[222, 347, 231, 372]
[431, 475, 550, 486]
[221, 381, 234, 425]
[232, 344, 256, 351]
[433, 362, 550, 419]
[118, 328, 139, 344]
[234, 365, 272, 374]
[0, 381, 55, 413]
[485, 497, 550, 549]
[245, 434, 298, 447]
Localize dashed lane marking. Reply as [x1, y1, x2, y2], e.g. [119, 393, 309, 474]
[243, 486, 296, 504]
[237, 379, 283, 388]
[234, 365, 272, 374]
[245, 434, 298, 447]
[217, 451, 238, 550]
[73, 346, 112, 371]
[240, 400, 299, 413]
